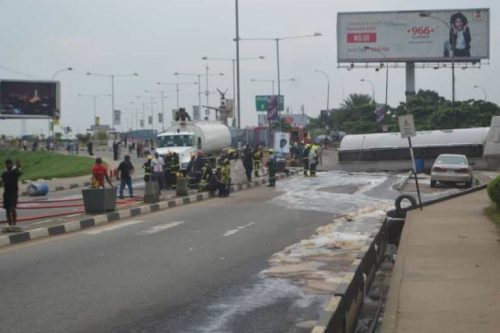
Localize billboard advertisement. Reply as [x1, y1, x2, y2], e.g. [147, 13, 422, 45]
[0, 80, 60, 119]
[337, 9, 489, 63]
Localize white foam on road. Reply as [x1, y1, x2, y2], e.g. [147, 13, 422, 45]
[84, 220, 143, 235]
[222, 222, 255, 237]
[137, 221, 185, 235]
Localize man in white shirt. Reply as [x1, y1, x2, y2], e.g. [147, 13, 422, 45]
[152, 152, 165, 192]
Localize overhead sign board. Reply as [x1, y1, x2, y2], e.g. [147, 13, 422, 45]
[337, 9, 490, 63]
[399, 114, 416, 138]
[0, 80, 60, 119]
[255, 95, 284, 112]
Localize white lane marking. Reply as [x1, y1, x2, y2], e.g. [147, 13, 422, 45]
[223, 222, 255, 237]
[138, 221, 185, 235]
[84, 220, 144, 235]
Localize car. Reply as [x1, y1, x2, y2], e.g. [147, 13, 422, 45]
[430, 154, 473, 188]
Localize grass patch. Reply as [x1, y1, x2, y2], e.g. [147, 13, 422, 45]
[0, 149, 94, 181]
[484, 204, 500, 225]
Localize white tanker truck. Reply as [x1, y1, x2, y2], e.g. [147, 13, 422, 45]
[155, 121, 232, 170]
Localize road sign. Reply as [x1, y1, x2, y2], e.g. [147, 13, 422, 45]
[399, 114, 416, 138]
[255, 95, 284, 112]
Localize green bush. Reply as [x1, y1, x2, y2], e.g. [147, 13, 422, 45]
[487, 175, 500, 207]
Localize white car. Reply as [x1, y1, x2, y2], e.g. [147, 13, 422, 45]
[430, 154, 473, 188]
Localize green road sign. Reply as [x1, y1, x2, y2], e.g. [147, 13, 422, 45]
[255, 95, 284, 112]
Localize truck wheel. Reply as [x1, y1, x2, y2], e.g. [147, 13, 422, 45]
[395, 194, 418, 213]
[465, 180, 472, 188]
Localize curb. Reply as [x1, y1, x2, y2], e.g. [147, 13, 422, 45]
[1, 170, 299, 248]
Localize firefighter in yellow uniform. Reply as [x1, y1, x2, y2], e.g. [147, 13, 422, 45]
[253, 145, 263, 177]
[219, 159, 231, 197]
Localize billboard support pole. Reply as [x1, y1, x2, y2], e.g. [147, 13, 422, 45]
[405, 62, 415, 102]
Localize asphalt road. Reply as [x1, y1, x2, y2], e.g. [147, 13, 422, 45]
[0, 181, 335, 333]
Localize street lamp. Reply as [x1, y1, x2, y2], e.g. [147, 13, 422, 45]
[202, 55, 264, 129]
[473, 85, 487, 101]
[360, 78, 375, 101]
[419, 12, 456, 126]
[238, 32, 322, 125]
[174, 72, 224, 118]
[86, 72, 139, 129]
[52, 67, 73, 80]
[313, 69, 330, 111]
[78, 94, 111, 126]
[250, 78, 295, 95]
[156, 82, 197, 110]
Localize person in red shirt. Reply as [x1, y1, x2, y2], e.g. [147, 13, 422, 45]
[91, 157, 113, 188]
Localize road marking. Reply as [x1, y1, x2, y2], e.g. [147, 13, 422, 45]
[138, 221, 185, 235]
[223, 222, 255, 237]
[84, 220, 143, 235]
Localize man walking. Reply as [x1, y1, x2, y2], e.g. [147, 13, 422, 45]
[1, 159, 22, 229]
[267, 149, 277, 187]
[242, 145, 253, 182]
[117, 155, 135, 199]
[91, 157, 114, 188]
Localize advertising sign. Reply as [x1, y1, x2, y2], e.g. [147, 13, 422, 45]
[337, 9, 489, 62]
[0, 80, 60, 119]
[255, 95, 284, 112]
[274, 132, 290, 154]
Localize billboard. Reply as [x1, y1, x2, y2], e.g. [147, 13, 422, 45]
[255, 95, 284, 112]
[337, 9, 489, 63]
[0, 80, 60, 119]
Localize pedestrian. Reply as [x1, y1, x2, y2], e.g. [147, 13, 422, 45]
[87, 141, 94, 156]
[22, 139, 28, 151]
[267, 149, 277, 187]
[117, 155, 135, 199]
[91, 157, 113, 188]
[242, 145, 253, 182]
[152, 152, 165, 192]
[112, 141, 119, 161]
[1, 159, 22, 229]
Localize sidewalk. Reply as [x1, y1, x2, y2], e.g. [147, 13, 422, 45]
[382, 189, 500, 333]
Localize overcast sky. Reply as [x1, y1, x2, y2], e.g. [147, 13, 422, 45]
[0, 0, 498, 136]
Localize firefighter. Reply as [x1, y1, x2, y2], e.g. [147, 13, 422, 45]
[219, 159, 231, 197]
[303, 144, 311, 176]
[309, 145, 319, 177]
[267, 148, 277, 187]
[169, 151, 180, 189]
[143, 155, 153, 182]
[253, 144, 263, 177]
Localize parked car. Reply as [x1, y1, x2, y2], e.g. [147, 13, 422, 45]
[430, 154, 473, 188]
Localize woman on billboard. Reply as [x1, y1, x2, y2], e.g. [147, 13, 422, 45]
[449, 12, 471, 57]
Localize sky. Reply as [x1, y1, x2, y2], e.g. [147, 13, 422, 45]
[0, 0, 498, 136]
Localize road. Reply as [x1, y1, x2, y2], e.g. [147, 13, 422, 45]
[0, 170, 398, 333]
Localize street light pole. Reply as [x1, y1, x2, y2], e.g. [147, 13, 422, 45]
[78, 94, 111, 126]
[360, 78, 375, 101]
[314, 69, 330, 111]
[239, 32, 322, 129]
[202, 55, 264, 128]
[86, 72, 139, 129]
[473, 85, 487, 101]
[52, 67, 73, 80]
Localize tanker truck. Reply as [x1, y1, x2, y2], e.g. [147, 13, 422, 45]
[155, 121, 231, 170]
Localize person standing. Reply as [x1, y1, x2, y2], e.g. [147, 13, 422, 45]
[143, 155, 153, 182]
[303, 144, 311, 176]
[309, 145, 318, 177]
[219, 159, 231, 197]
[152, 152, 165, 192]
[117, 155, 135, 199]
[91, 157, 113, 188]
[267, 149, 277, 187]
[112, 141, 119, 161]
[1, 159, 22, 228]
[87, 141, 94, 156]
[242, 145, 253, 182]
[253, 144, 263, 178]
